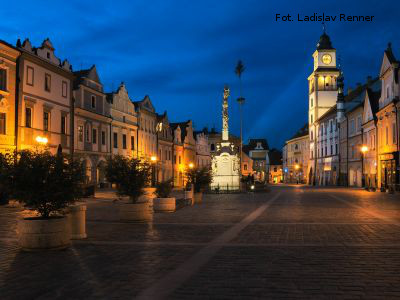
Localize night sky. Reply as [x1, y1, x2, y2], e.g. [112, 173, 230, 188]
[2, 1, 400, 149]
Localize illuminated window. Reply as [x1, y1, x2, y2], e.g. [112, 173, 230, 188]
[244, 164, 248, 171]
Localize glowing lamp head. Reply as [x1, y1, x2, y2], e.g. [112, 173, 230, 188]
[295, 164, 300, 170]
[361, 145, 369, 153]
[250, 185, 255, 190]
[150, 156, 157, 162]
[189, 163, 194, 169]
[35, 136, 48, 145]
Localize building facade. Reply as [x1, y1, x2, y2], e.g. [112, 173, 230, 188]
[107, 82, 138, 158]
[362, 87, 380, 189]
[244, 139, 269, 182]
[134, 95, 157, 161]
[156, 111, 173, 183]
[0, 40, 19, 154]
[73, 65, 111, 185]
[194, 130, 211, 168]
[376, 44, 399, 191]
[268, 149, 283, 184]
[283, 125, 309, 183]
[171, 120, 196, 187]
[308, 31, 339, 185]
[16, 39, 74, 155]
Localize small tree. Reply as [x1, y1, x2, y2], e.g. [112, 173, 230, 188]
[13, 150, 85, 218]
[0, 152, 14, 205]
[155, 179, 173, 198]
[105, 155, 152, 203]
[186, 167, 213, 192]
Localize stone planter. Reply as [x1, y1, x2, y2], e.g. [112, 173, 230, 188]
[194, 192, 203, 204]
[119, 202, 153, 222]
[67, 203, 87, 239]
[17, 216, 70, 251]
[153, 198, 176, 212]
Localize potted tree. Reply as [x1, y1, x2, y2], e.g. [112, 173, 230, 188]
[186, 167, 213, 203]
[13, 150, 84, 251]
[105, 155, 152, 222]
[153, 179, 175, 212]
[0, 152, 14, 206]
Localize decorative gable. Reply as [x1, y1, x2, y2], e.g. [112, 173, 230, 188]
[36, 38, 61, 66]
[363, 92, 373, 123]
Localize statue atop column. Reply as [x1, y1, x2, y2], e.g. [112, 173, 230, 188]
[222, 85, 230, 141]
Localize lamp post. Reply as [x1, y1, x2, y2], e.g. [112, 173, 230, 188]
[151, 155, 157, 186]
[235, 60, 245, 187]
[361, 145, 368, 188]
[295, 164, 300, 184]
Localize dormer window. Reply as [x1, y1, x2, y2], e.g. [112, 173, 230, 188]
[91, 95, 96, 108]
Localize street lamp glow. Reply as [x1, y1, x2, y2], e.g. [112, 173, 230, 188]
[361, 145, 369, 153]
[188, 163, 194, 169]
[150, 156, 157, 162]
[295, 164, 300, 170]
[35, 136, 48, 145]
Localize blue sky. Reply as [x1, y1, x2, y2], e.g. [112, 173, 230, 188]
[2, 0, 400, 148]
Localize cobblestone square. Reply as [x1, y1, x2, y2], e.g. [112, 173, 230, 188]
[1, 186, 400, 299]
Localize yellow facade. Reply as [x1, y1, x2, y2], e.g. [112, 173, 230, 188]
[0, 42, 19, 154]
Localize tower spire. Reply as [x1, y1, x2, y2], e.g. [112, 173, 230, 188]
[322, 21, 326, 34]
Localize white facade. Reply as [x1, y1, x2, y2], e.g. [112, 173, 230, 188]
[211, 86, 240, 190]
[17, 38, 73, 155]
[107, 83, 138, 158]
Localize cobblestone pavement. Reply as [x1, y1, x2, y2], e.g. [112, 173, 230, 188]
[1, 186, 400, 299]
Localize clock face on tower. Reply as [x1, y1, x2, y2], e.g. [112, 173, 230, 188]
[322, 54, 332, 65]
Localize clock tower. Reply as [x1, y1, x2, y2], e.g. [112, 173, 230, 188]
[308, 30, 339, 184]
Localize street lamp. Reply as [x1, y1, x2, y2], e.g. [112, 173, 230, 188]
[361, 145, 368, 188]
[188, 162, 194, 169]
[35, 136, 48, 145]
[294, 164, 300, 184]
[150, 156, 157, 186]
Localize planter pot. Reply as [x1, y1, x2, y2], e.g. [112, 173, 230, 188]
[17, 216, 70, 251]
[194, 192, 203, 204]
[119, 202, 153, 222]
[67, 203, 87, 239]
[154, 197, 176, 212]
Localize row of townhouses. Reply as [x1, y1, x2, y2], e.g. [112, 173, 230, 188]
[0, 38, 211, 187]
[284, 30, 400, 191]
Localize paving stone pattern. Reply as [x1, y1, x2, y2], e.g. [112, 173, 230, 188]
[1, 186, 400, 299]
